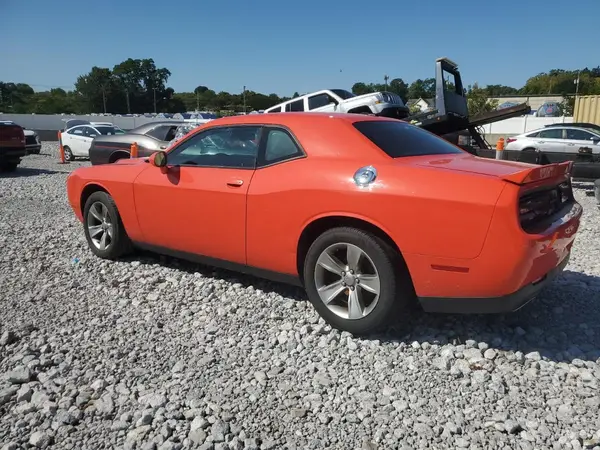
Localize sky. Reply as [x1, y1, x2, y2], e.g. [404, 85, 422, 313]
[1, 0, 598, 97]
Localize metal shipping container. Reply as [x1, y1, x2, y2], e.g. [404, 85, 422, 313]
[574, 95, 600, 125]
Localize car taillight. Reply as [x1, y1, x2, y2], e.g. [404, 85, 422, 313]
[506, 137, 517, 144]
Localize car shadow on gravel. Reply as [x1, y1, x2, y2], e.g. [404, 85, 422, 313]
[382, 270, 600, 364]
[119, 251, 600, 364]
[0, 167, 65, 178]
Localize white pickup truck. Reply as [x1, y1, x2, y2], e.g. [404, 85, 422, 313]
[264, 88, 409, 119]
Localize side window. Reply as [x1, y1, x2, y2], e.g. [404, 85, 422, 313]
[539, 128, 563, 139]
[267, 106, 282, 113]
[83, 127, 97, 137]
[566, 129, 594, 140]
[146, 125, 170, 140]
[308, 93, 336, 110]
[263, 128, 303, 164]
[285, 99, 304, 112]
[167, 126, 261, 169]
[69, 127, 84, 135]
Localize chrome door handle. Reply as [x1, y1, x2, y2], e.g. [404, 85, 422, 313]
[227, 179, 244, 187]
[568, 143, 575, 146]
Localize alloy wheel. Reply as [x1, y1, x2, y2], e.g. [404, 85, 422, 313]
[313, 242, 381, 320]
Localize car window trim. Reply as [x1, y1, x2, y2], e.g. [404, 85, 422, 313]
[165, 124, 264, 170]
[256, 125, 307, 169]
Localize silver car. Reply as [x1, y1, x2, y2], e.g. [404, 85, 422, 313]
[504, 125, 600, 179]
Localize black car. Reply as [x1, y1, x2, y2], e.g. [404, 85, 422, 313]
[0, 121, 27, 171]
[88, 121, 207, 165]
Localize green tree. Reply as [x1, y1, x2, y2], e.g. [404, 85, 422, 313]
[408, 78, 435, 99]
[389, 78, 408, 102]
[467, 83, 499, 117]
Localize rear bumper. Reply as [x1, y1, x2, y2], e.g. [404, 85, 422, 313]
[0, 147, 27, 161]
[419, 251, 570, 313]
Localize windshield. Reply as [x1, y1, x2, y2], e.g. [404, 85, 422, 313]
[330, 89, 356, 100]
[353, 120, 464, 158]
[95, 126, 119, 135]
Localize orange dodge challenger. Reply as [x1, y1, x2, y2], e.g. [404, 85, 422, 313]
[66, 113, 582, 334]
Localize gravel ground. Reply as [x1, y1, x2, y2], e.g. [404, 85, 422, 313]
[1, 142, 600, 450]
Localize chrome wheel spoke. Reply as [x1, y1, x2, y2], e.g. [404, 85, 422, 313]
[106, 225, 114, 239]
[90, 205, 103, 221]
[317, 280, 346, 304]
[358, 274, 380, 295]
[88, 225, 103, 238]
[101, 204, 109, 221]
[99, 231, 108, 250]
[347, 288, 365, 319]
[346, 244, 362, 271]
[317, 251, 345, 276]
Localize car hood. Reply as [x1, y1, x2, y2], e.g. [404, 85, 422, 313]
[401, 153, 538, 179]
[113, 157, 148, 166]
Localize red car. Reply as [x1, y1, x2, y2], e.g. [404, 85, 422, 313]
[66, 113, 582, 334]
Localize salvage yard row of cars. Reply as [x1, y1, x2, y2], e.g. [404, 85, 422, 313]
[66, 112, 582, 334]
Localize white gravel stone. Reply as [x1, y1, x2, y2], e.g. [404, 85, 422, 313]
[0, 143, 600, 448]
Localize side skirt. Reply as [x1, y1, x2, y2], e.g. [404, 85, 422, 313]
[132, 241, 303, 287]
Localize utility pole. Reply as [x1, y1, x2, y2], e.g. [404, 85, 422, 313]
[101, 86, 107, 114]
[384, 75, 389, 91]
[243, 85, 246, 114]
[152, 87, 157, 114]
[196, 92, 199, 111]
[125, 88, 130, 114]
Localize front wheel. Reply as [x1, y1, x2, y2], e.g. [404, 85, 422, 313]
[83, 191, 132, 260]
[303, 227, 415, 335]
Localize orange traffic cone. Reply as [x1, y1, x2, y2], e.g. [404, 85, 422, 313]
[57, 131, 68, 164]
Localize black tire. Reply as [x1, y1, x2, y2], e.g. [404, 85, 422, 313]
[83, 191, 133, 260]
[0, 161, 18, 172]
[303, 226, 415, 335]
[63, 146, 74, 161]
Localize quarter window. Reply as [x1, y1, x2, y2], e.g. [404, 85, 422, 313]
[538, 128, 563, 139]
[285, 99, 304, 112]
[263, 128, 302, 163]
[267, 106, 282, 113]
[166, 126, 261, 169]
[68, 127, 84, 135]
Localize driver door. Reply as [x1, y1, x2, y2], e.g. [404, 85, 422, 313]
[133, 125, 262, 265]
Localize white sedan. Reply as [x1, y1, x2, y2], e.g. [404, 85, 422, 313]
[61, 124, 121, 161]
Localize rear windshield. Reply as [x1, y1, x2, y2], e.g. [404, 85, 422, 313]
[353, 120, 464, 158]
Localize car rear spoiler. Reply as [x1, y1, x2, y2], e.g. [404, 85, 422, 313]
[501, 161, 573, 185]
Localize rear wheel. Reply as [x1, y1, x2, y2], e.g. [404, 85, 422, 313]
[303, 227, 415, 335]
[83, 191, 132, 260]
[63, 146, 74, 161]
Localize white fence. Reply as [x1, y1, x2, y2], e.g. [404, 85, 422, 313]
[0, 113, 575, 138]
[0, 114, 163, 131]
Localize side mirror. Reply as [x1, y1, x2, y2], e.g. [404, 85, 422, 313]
[149, 151, 167, 167]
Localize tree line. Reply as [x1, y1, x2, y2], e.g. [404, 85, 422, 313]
[1, 58, 599, 116]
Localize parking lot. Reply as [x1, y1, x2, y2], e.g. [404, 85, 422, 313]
[1, 142, 600, 449]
